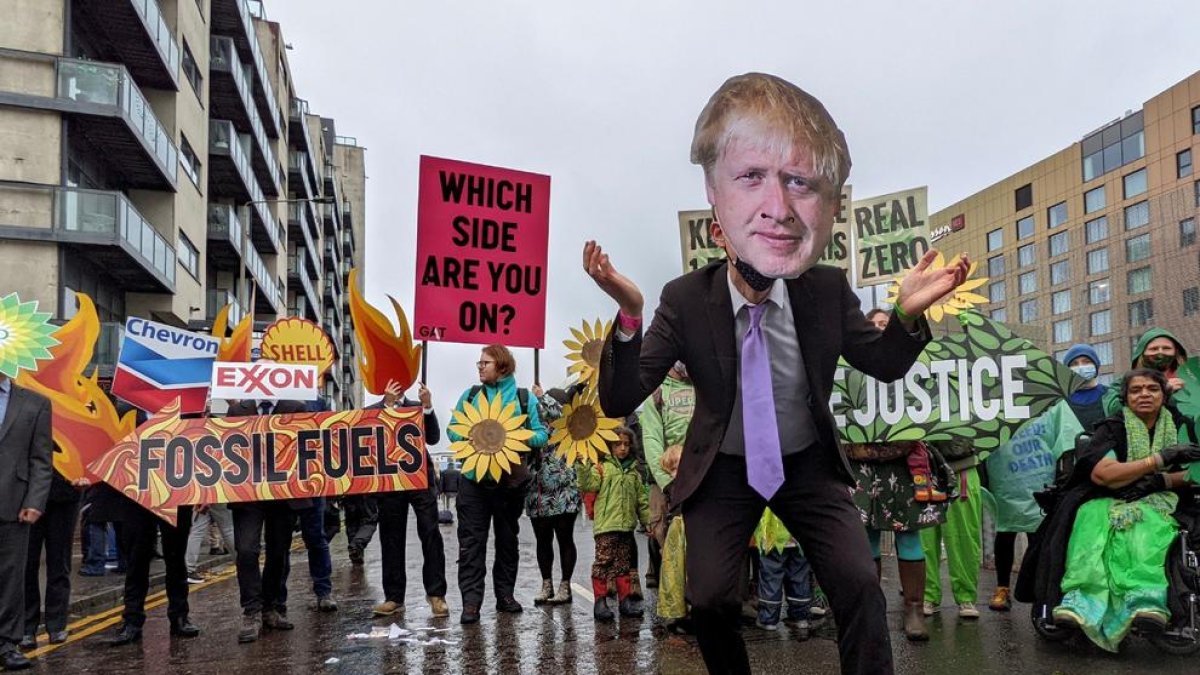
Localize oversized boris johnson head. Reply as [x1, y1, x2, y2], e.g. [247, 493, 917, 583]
[693, 73, 851, 289]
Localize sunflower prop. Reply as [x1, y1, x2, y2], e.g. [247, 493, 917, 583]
[448, 391, 535, 482]
[563, 318, 611, 390]
[0, 292, 59, 378]
[884, 253, 988, 323]
[549, 389, 621, 466]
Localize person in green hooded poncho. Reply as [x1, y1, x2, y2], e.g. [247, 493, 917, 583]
[1105, 328, 1196, 443]
[1053, 368, 1200, 652]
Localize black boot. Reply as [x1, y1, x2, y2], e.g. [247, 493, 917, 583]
[593, 597, 614, 622]
[170, 616, 201, 637]
[618, 597, 644, 618]
[107, 623, 143, 647]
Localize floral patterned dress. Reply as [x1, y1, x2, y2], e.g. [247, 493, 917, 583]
[848, 443, 946, 532]
[525, 394, 582, 519]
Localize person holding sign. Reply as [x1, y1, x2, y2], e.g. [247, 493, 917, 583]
[585, 72, 969, 675]
[448, 345, 547, 625]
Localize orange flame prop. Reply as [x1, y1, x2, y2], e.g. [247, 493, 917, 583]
[347, 268, 422, 395]
[211, 302, 254, 362]
[88, 399, 428, 525]
[15, 293, 137, 481]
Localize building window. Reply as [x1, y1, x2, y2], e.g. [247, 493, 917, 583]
[1182, 217, 1197, 247]
[1052, 290, 1071, 315]
[179, 135, 201, 187]
[1127, 266, 1152, 294]
[1019, 271, 1037, 295]
[1018, 243, 1036, 267]
[1084, 186, 1106, 214]
[1123, 201, 1149, 230]
[1050, 260, 1069, 285]
[1016, 215, 1035, 240]
[1047, 202, 1068, 229]
[1195, 180, 1200, 208]
[1194, 105, 1200, 134]
[988, 254, 1006, 277]
[1053, 319, 1073, 344]
[1123, 168, 1147, 199]
[1049, 231, 1069, 257]
[177, 232, 200, 279]
[987, 228, 1003, 252]
[181, 40, 203, 97]
[1089, 310, 1111, 337]
[1180, 149, 1194, 178]
[1015, 184, 1033, 211]
[990, 307, 1007, 323]
[988, 281, 1006, 303]
[1020, 299, 1038, 323]
[1128, 299, 1154, 327]
[1125, 233, 1151, 263]
[1085, 216, 1108, 244]
[1185, 287, 1200, 317]
[1088, 278, 1111, 305]
[1082, 111, 1144, 181]
[1087, 248, 1109, 274]
[1094, 341, 1113, 366]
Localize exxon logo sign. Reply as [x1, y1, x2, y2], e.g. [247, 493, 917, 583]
[209, 362, 319, 401]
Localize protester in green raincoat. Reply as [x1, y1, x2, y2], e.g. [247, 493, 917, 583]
[1053, 369, 1200, 652]
[1104, 328, 1196, 443]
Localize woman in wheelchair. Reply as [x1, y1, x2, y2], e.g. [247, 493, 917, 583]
[1039, 368, 1200, 652]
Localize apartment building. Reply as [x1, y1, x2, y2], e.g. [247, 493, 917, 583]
[0, 0, 366, 409]
[932, 70, 1200, 382]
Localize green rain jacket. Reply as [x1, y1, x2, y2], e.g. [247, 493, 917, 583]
[577, 455, 651, 536]
[639, 376, 695, 490]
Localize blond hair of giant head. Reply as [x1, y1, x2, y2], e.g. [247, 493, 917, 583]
[691, 73, 851, 197]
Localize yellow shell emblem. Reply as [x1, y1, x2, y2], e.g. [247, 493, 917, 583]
[260, 317, 335, 376]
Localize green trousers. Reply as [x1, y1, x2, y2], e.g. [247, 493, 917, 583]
[1054, 498, 1174, 652]
[922, 466, 982, 605]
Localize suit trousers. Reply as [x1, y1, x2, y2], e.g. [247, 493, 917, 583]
[0, 521, 31, 647]
[456, 479, 524, 608]
[24, 497, 80, 634]
[684, 451, 892, 675]
[232, 501, 294, 615]
[343, 495, 379, 552]
[119, 506, 193, 628]
[379, 487, 447, 602]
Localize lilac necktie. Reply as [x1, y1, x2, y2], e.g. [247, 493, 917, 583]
[742, 303, 784, 499]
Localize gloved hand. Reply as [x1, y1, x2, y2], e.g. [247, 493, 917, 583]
[1158, 444, 1200, 469]
[1116, 474, 1167, 502]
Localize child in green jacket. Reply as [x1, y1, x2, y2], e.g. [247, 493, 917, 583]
[576, 426, 651, 621]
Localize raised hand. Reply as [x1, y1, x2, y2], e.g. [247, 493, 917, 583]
[896, 250, 971, 316]
[383, 379, 403, 407]
[583, 240, 644, 317]
[417, 382, 432, 409]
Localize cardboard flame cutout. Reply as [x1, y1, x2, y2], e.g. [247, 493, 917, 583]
[16, 293, 138, 481]
[211, 303, 254, 362]
[347, 268, 422, 395]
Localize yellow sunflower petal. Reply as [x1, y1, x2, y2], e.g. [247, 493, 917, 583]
[463, 400, 483, 425]
[932, 251, 946, 269]
[944, 305, 961, 316]
[463, 453, 480, 474]
[507, 428, 534, 442]
[504, 437, 531, 452]
[929, 305, 944, 322]
[957, 292, 989, 304]
[958, 278, 988, 292]
[488, 458, 502, 482]
[563, 339, 583, 351]
[504, 449, 520, 465]
[549, 428, 569, 446]
[498, 400, 517, 421]
[570, 327, 588, 344]
[597, 428, 619, 441]
[595, 416, 620, 429]
[448, 423, 473, 438]
[493, 452, 512, 472]
[476, 454, 490, 476]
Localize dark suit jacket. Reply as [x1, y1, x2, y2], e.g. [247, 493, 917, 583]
[598, 261, 930, 506]
[226, 399, 313, 510]
[0, 382, 54, 521]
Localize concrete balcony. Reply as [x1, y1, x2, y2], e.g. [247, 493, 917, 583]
[206, 202, 245, 269]
[0, 183, 175, 292]
[286, 202, 321, 274]
[0, 55, 179, 190]
[209, 36, 281, 197]
[73, 0, 181, 91]
[287, 254, 319, 319]
[206, 288, 244, 326]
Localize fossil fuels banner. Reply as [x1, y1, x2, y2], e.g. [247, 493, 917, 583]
[88, 401, 429, 524]
[831, 311, 1082, 448]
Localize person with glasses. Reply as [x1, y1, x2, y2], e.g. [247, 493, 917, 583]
[449, 345, 547, 625]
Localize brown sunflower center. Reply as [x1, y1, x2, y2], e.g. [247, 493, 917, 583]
[581, 339, 602, 367]
[567, 405, 598, 440]
[470, 419, 507, 455]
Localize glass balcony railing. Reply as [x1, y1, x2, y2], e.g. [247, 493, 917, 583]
[207, 203, 244, 254]
[128, 0, 180, 78]
[211, 36, 277, 187]
[56, 57, 178, 184]
[206, 289, 243, 325]
[210, 119, 283, 253]
[230, 0, 281, 137]
[56, 186, 176, 288]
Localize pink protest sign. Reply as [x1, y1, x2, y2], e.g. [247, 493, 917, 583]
[413, 156, 551, 349]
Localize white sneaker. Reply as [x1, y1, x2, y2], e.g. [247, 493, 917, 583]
[958, 603, 980, 619]
[187, 574, 205, 585]
[922, 601, 936, 617]
[755, 619, 779, 631]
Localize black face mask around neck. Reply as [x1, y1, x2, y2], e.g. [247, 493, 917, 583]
[733, 256, 776, 292]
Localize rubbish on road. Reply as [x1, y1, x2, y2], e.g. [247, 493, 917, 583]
[346, 623, 457, 646]
[388, 623, 404, 640]
[324, 658, 340, 665]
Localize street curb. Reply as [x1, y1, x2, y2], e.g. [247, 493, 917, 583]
[68, 554, 234, 617]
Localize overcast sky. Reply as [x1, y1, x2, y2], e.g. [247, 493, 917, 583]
[265, 0, 1200, 446]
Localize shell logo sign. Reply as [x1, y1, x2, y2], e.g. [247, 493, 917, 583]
[259, 317, 335, 376]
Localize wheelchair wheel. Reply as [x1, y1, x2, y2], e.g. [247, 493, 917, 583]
[1146, 630, 1200, 656]
[1030, 604, 1074, 643]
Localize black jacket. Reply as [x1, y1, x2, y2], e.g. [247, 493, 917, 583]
[367, 398, 440, 485]
[226, 400, 313, 510]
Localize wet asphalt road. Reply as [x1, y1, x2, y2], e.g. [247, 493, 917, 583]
[21, 513, 1199, 674]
